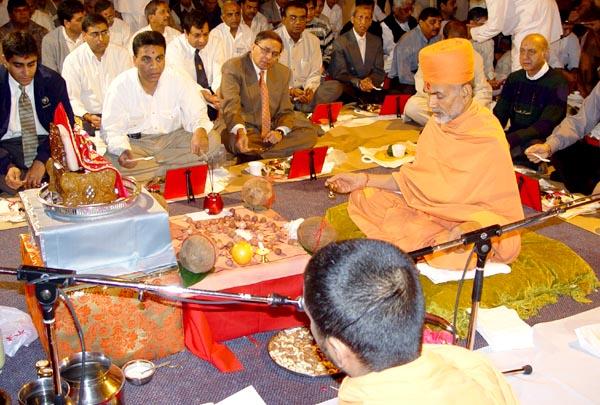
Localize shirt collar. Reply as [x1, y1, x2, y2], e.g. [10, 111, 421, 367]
[526, 62, 549, 80]
[61, 26, 82, 47]
[182, 34, 199, 56]
[281, 26, 304, 45]
[251, 57, 267, 80]
[353, 28, 366, 42]
[9, 74, 28, 93]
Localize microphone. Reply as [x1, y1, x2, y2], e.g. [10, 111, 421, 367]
[268, 294, 304, 311]
[502, 364, 533, 376]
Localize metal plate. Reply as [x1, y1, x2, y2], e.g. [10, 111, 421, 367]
[38, 177, 140, 219]
[267, 326, 341, 377]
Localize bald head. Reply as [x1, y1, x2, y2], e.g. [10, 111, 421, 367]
[519, 34, 549, 76]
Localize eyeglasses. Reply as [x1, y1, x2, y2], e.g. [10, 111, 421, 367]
[255, 42, 281, 58]
[287, 15, 307, 23]
[87, 30, 109, 39]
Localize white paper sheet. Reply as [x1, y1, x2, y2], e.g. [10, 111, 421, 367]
[416, 262, 511, 284]
[477, 306, 534, 351]
[216, 386, 266, 405]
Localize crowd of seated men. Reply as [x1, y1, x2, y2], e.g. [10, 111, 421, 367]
[0, 0, 598, 196]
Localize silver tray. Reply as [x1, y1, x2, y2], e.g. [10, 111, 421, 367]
[38, 176, 140, 219]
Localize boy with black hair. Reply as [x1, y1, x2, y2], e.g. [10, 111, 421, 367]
[304, 239, 518, 404]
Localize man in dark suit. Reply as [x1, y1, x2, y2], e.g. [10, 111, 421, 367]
[0, 32, 74, 194]
[260, 0, 287, 27]
[329, 0, 385, 104]
[169, 0, 201, 24]
[215, 30, 317, 161]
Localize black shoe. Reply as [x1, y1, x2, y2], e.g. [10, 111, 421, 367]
[236, 154, 262, 164]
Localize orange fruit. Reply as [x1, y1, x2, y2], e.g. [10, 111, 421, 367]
[231, 241, 253, 265]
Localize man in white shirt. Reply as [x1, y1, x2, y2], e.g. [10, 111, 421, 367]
[102, 31, 217, 182]
[321, 0, 342, 36]
[62, 13, 130, 138]
[549, 21, 581, 91]
[113, 0, 148, 32]
[275, 1, 342, 112]
[469, 0, 563, 72]
[94, 0, 130, 48]
[240, 0, 271, 38]
[404, 20, 492, 125]
[41, 0, 84, 73]
[128, 0, 180, 54]
[209, 0, 253, 62]
[166, 10, 223, 120]
[467, 7, 494, 81]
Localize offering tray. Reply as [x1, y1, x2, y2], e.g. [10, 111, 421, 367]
[268, 326, 341, 377]
[37, 176, 140, 219]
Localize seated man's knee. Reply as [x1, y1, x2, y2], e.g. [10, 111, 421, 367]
[404, 96, 429, 126]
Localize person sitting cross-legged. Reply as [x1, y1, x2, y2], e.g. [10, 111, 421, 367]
[102, 31, 218, 183]
[214, 30, 318, 162]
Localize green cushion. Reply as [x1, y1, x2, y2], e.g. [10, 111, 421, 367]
[326, 203, 599, 336]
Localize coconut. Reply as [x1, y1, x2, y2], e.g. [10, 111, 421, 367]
[241, 177, 275, 211]
[297, 216, 337, 253]
[178, 234, 217, 274]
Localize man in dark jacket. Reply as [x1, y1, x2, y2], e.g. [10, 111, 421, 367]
[0, 32, 74, 193]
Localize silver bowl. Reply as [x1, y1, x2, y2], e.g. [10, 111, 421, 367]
[18, 377, 73, 405]
[38, 176, 140, 219]
[122, 359, 156, 386]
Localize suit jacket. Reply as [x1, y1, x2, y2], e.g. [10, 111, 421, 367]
[260, 0, 283, 26]
[220, 53, 295, 133]
[329, 30, 385, 87]
[381, 15, 417, 43]
[41, 26, 71, 74]
[169, 0, 202, 24]
[0, 65, 74, 173]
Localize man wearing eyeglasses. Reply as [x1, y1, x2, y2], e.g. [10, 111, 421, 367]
[274, 1, 342, 112]
[493, 33, 568, 167]
[216, 30, 318, 162]
[61, 13, 130, 143]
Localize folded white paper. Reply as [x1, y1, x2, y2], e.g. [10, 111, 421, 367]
[216, 385, 266, 405]
[416, 262, 511, 284]
[575, 323, 600, 358]
[476, 306, 534, 351]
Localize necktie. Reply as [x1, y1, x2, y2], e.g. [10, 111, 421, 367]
[359, 37, 366, 63]
[194, 49, 209, 89]
[18, 85, 38, 167]
[259, 70, 270, 138]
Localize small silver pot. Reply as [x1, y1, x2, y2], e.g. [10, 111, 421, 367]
[59, 352, 125, 404]
[18, 377, 73, 405]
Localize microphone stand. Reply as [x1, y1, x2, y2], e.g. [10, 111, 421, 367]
[0, 266, 303, 403]
[408, 193, 600, 350]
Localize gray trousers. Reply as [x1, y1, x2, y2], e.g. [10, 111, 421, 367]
[294, 80, 344, 113]
[109, 128, 221, 183]
[217, 112, 318, 159]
